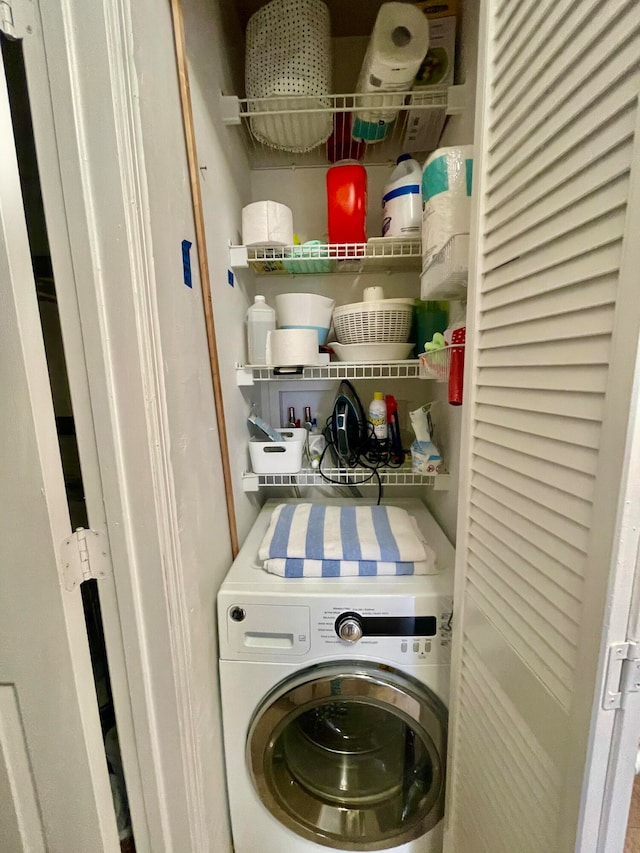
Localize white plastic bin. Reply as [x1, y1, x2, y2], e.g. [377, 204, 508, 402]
[249, 428, 307, 474]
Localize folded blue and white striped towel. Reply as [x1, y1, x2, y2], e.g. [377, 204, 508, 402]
[258, 503, 437, 576]
[263, 556, 436, 577]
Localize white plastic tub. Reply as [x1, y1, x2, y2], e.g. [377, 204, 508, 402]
[249, 428, 307, 474]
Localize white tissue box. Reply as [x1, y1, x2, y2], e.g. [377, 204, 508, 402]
[410, 440, 443, 474]
[249, 428, 306, 475]
[242, 201, 294, 247]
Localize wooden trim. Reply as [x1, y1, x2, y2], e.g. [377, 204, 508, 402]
[168, 0, 239, 558]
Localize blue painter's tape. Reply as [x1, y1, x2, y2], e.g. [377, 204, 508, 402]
[182, 239, 193, 288]
[227, 269, 234, 287]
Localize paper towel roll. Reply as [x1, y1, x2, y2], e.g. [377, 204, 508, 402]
[265, 329, 319, 366]
[421, 145, 474, 266]
[353, 3, 430, 144]
[242, 201, 294, 247]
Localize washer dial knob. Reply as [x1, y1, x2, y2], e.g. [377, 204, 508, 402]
[336, 614, 363, 643]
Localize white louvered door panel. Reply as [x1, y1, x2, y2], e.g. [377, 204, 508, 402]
[446, 1, 640, 851]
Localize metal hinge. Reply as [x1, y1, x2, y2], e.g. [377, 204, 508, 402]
[0, 0, 14, 36]
[602, 642, 640, 710]
[60, 528, 111, 591]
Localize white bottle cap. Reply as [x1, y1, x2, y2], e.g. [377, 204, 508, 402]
[255, 295, 266, 303]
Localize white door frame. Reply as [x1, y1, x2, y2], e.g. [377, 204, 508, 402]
[12, 0, 215, 849]
[572, 101, 640, 852]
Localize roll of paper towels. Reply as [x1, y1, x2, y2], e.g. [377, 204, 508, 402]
[265, 328, 319, 366]
[421, 145, 474, 266]
[353, 3, 430, 144]
[242, 201, 294, 247]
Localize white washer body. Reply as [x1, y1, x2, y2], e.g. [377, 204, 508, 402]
[218, 499, 454, 853]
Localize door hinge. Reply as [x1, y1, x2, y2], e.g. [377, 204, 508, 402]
[60, 528, 111, 591]
[0, 1, 14, 37]
[602, 642, 640, 710]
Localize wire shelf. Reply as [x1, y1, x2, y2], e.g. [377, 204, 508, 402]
[236, 360, 423, 385]
[222, 89, 454, 169]
[229, 239, 422, 275]
[242, 466, 451, 491]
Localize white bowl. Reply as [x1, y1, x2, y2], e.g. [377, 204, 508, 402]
[275, 292, 335, 345]
[330, 342, 414, 363]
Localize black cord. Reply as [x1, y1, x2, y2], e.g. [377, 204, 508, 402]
[319, 402, 404, 505]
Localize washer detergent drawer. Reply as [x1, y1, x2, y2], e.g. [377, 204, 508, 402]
[226, 604, 311, 655]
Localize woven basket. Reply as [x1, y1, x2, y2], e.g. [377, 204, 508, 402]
[245, 0, 332, 153]
[333, 301, 413, 344]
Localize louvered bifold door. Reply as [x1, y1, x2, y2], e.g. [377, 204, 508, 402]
[446, 2, 640, 852]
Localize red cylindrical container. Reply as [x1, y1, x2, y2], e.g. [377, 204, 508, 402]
[326, 162, 367, 244]
[448, 326, 466, 406]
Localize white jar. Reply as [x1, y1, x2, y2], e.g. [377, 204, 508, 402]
[246, 295, 276, 365]
[368, 392, 388, 440]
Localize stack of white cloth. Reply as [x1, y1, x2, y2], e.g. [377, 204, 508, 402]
[258, 503, 437, 577]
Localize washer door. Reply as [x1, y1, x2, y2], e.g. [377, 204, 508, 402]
[247, 662, 447, 851]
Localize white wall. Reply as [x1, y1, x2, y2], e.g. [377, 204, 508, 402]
[129, 0, 251, 848]
[183, 0, 264, 543]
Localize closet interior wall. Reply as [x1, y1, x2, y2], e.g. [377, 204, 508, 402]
[126, 0, 252, 847]
[184, 0, 479, 543]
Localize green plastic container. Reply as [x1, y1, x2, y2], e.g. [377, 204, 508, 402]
[282, 241, 332, 275]
[413, 300, 449, 357]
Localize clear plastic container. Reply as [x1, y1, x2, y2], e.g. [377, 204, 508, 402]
[326, 162, 367, 244]
[246, 295, 276, 365]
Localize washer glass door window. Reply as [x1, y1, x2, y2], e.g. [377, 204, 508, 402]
[248, 663, 447, 850]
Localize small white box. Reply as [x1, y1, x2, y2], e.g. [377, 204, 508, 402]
[249, 428, 307, 475]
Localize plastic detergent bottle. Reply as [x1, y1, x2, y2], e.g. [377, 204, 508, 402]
[326, 161, 367, 244]
[382, 154, 422, 238]
[246, 295, 276, 365]
[369, 392, 388, 440]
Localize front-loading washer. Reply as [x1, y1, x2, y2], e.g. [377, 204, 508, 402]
[218, 498, 454, 853]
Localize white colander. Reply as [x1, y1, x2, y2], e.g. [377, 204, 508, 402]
[333, 300, 413, 344]
[245, 0, 332, 153]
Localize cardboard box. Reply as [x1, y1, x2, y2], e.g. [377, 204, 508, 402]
[402, 6, 457, 153]
[415, 14, 456, 89]
[413, 1, 459, 21]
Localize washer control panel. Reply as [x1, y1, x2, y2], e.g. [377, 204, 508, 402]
[317, 598, 453, 662]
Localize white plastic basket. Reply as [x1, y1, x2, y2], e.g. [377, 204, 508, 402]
[248, 428, 307, 474]
[245, 0, 332, 153]
[419, 347, 466, 382]
[333, 301, 413, 344]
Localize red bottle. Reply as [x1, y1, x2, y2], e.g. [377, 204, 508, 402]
[448, 326, 466, 406]
[326, 162, 367, 244]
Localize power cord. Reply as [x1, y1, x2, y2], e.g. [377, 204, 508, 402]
[318, 405, 405, 505]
